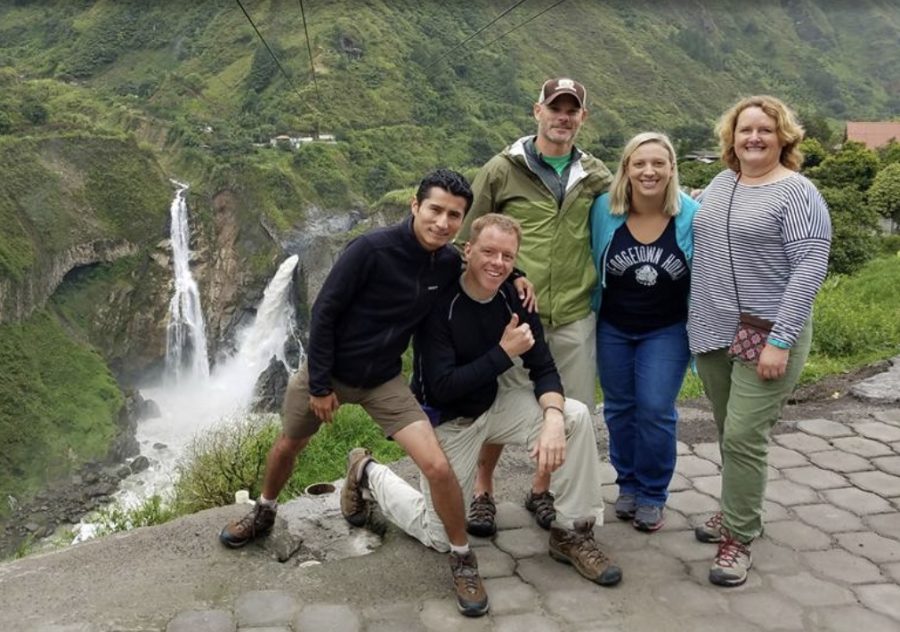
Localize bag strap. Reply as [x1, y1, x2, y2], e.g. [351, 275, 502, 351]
[725, 172, 743, 313]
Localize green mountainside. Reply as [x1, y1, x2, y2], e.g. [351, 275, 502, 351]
[1, 0, 898, 205]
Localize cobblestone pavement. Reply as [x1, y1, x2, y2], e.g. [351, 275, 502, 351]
[153, 410, 900, 632]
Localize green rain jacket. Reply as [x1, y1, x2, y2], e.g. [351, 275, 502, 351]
[460, 136, 612, 327]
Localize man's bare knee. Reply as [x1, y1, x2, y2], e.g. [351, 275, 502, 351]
[272, 434, 308, 461]
[419, 453, 453, 484]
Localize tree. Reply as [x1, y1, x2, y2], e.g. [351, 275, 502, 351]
[797, 108, 833, 145]
[246, 45, 279, 94]
[799, 138, 826, 169]
[869, 163, 900, 232]
[878, 139, 900, 168]
[678, 160, 723, 189]
[820, 187, 880, 275]
[807, 141, 880, 192]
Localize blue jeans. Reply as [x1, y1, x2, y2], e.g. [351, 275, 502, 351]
[597, 319, 690, 507]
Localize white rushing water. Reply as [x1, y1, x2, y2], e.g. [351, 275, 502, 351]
[165, 180, 210, 381]
[73, 254, 302, 542]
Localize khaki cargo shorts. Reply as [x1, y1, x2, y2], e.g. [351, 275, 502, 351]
[281, 363, 425, 439]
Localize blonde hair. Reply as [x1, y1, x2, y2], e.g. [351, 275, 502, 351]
[608, 132, 681, 217]
[469, 213, 522, 246]
[716, 95, 805, 172]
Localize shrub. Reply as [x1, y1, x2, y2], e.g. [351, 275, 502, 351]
[173, 413, 278, 513]
[173, 406, 405, 512]
[93, 494, 178, 535]
[819, 187, 880, 275]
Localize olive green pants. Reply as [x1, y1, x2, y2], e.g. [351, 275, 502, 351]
[695, 322, 812, 543]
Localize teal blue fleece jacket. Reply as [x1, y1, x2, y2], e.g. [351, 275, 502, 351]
[589, 190, 699, 312]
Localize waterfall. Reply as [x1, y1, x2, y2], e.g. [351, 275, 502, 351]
[164, 180, 210, 381]
[73, 254, 303, 542]
[123, 255, 301, 499]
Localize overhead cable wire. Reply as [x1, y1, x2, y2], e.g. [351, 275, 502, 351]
[434, 0, 570, 70]
[297, 0, 320, 104]
[234, 0, 308, 103]
[423, 0, 531, 71]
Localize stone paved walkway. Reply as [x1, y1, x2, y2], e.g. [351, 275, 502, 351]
[156, 410, 900, 632]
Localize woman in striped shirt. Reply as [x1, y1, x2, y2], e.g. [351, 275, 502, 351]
[688, 96, 831, 587]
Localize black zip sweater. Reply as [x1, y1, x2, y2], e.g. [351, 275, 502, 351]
[307, 217, 462, 396]
[412, 279, 564, 423]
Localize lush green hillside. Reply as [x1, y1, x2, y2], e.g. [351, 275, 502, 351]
[1, 0, 898, 206]
[0, 309, 122, 513]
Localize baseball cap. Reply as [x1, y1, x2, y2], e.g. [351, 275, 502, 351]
[538, 78, 586, 108]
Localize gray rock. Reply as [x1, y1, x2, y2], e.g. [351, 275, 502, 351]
[851, 356, 900, 403]
[130, 455, 151, 473]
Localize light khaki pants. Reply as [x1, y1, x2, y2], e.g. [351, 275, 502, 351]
[499, 313, 597, 409]
[366, 386, 606, 552]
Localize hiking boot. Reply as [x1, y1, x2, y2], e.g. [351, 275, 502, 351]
[694, 511, 724, 543]
[448, 550, 489, 617]
[614, 493, 636, 521]
[219, 502, 276, 548]
[525, 490, 556, 530]
[341, 447, 374, 527]
[466, 492, 496, 538]
[709, 532, 752, 587]
[632, 504, 665, 532]
[549, 518, 622, 586]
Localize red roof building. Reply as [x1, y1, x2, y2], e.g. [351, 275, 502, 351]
[845, 122, 900, 149]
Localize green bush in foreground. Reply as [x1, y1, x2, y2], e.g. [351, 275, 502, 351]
[173, 406, 405, 514]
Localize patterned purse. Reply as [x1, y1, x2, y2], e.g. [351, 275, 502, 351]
[725, 173, 773, 365]
[729, 312, 774, 364]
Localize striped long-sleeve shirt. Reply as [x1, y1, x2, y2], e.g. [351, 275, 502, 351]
[687, 170, 831, 354]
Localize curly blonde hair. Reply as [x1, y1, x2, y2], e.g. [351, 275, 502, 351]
[716, 95, 805, 172]
[608, 132, 681, 217]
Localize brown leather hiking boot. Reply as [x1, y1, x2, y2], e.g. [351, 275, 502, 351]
[549, 518, 622, 586]
[219, 502, 276, 548]
[466, 492, 496, 538]
[524, 490, 556, 530]
[341, 447, 374, 527]
[448, 550, 489, 617]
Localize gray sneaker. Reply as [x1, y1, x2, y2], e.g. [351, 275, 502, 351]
[614, 494, 636, 520]
[632, 504, 664, 532]
[694, 511, 724, 543]
[709, 534, 752, 587]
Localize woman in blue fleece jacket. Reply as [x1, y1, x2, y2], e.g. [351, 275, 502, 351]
[589, 132, 698, 532]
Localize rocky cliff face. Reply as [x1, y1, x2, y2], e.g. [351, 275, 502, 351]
[0, 239, 138, 325]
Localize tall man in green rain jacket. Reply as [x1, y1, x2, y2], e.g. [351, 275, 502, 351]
[457, 78, 613, 537]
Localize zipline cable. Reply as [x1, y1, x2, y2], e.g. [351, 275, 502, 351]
[297, 0, 320, 104]
[423, 0, 531, 71]
[234, 0, 309, 105]
[436, 0, 570, 70]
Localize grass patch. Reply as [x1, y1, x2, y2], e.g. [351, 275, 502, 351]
[173, 405, 405, 514]
[92, 494, 178, 536]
